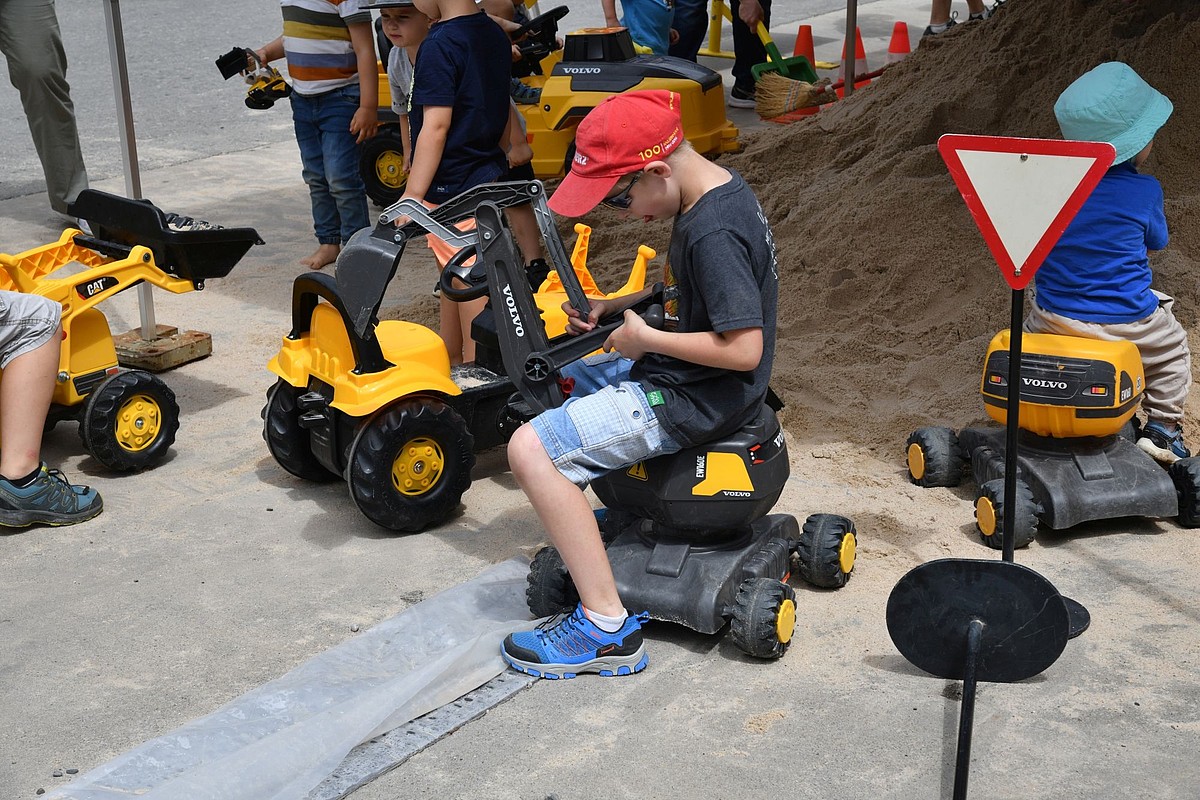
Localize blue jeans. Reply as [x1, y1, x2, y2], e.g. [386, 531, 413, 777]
[290, 85, 369, 245]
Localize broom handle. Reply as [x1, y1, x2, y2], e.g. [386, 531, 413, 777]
[811, 65, 889, 98]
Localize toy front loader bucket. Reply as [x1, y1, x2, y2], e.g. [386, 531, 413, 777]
[750, 22, 818, 83]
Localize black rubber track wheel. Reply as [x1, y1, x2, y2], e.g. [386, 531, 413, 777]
[1169, 457, 1200, 528]
[525, 545, 579, 617]
[262, 380, 339, 482]
[905, 427, 964, 487]
[80, 370, 179, 472]
[346, 398, 475, 532]
[975, 477, 1039, 550]
[359, 126, 407, 207]
[796, 513, 857, 589]
[729, 577, 797, 659]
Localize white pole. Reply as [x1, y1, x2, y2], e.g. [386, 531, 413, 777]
[101, 0, 156, 338]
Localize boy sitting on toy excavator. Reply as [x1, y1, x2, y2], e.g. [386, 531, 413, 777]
[501, 90, 779, 679]
[1027, 62, 1188, 464]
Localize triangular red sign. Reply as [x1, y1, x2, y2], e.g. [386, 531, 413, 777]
[938, 134, 1116, 289]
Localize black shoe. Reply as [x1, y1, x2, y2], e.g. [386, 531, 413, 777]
[922, 16, 958, 36]
[728, 84, 756, 109]
[526, 258, 551, 292]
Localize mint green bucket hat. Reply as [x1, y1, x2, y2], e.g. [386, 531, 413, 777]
[1053, 62, 1173, 164]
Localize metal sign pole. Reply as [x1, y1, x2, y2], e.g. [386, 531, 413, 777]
[102, 0, 156, 339]
[843, 0, 858, 97]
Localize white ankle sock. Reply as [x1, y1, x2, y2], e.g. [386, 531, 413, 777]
[583, 606, 627, 633]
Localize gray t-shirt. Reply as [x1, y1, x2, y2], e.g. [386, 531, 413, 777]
[387, 46, 414, 116]
[632, 169, 779, 447]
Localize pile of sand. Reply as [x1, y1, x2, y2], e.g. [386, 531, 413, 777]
[391, 0, 1199, 453]
[587, 0, 1200, 449]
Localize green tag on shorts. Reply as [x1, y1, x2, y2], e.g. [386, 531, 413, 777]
[646, 390, 665, 407]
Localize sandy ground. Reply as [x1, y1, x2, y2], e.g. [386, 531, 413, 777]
[1, 1, 1199, 798]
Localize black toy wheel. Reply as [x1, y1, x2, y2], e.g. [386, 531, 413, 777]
[262, 380, 338, 482]
[975, 477, 1039, 549]
[905, 427, 964, 487]
[796, 513, 857, 588]
[971, 445, 1001, 485]
[360, 126, 407, 207]
[526, 545, 579, 617]
[80, 370, 179, 471]
[730, 577, 797, 659]
[1169, 457, 1200, 528]
[346, 397, 475, 532]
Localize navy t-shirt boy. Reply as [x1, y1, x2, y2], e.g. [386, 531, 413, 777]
[409, 11, 510, 203]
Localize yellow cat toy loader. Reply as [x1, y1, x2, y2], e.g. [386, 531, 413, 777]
[0, 190, 262, 471]
[361, 6, 739, 206]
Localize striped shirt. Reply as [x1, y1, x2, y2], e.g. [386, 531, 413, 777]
[281, 0, 371, 96]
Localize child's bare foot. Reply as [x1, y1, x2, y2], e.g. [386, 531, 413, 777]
[300, 243, 340, 270]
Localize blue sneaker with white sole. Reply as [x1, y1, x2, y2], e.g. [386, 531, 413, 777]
[502, 603, 649, 679]
[1138, 420, 1191, 464]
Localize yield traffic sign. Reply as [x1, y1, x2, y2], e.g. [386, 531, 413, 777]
[937, 134, 1116, 289]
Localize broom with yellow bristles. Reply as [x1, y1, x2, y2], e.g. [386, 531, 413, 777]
[755, 65, 890, 119]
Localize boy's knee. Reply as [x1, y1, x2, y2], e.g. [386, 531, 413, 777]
[508, 424, 550, 476]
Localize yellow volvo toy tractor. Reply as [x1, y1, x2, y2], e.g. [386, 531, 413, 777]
[360, 6, 739, 206]
[0, 190, 261, 471]
[264, 181, 654, 531]
[906, 330, 1200, 548]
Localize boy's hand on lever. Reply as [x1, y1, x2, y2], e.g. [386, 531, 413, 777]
[603, 310, 649, 360]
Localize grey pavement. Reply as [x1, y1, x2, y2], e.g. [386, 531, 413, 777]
[3, 2, 1198, 800]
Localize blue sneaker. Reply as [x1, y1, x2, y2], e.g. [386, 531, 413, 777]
[502, 603, 649, 679]
[0, 464, 103, 528]
[1138, 421, 1191, 464]
[510, 77, 541, 105]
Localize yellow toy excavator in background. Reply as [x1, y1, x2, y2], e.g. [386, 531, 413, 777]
[361, 5, 740, 206]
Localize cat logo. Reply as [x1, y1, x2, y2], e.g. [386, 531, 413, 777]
[626, 462, 648, 481]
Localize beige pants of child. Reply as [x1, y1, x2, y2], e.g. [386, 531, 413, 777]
[1024, 291, 1192, 424]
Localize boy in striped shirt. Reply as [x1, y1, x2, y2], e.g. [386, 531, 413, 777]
[256, 0, 379, 270]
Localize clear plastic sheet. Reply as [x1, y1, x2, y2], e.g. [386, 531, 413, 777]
[49, 558, 534, 800]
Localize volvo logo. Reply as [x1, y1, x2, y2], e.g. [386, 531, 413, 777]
[562, 67, 601, 74]
[1023, 378, 1068, 389]
[502, 284, 524, 337]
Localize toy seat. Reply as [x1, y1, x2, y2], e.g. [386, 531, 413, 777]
[980, 330, 1144, 438]
[70, 189, 263, 283]
[591, 403, 789, 544]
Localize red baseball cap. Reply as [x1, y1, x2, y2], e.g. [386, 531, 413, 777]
[548, 90, 685, 217]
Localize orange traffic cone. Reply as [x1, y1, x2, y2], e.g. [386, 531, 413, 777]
[836, 27, 871, 97]
[887, 21, 911, 64]
[792, 23, 815, 61]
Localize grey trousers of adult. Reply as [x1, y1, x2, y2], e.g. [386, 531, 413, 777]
[0, 0, 88, 214]
[1024, 292, 1193, 425]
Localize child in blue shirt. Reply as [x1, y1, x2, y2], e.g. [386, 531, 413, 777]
[1027, 62, 1189, 463]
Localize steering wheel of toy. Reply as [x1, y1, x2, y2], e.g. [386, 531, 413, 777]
[510, 5, 569, 43]
[511, 5, 568, 75]
[438, 244, 489, 302]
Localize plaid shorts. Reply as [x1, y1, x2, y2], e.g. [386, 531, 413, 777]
[529, 353, 682, 487]
[0, 291, 60, 369]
